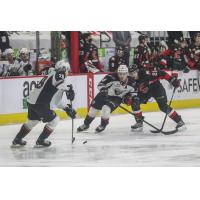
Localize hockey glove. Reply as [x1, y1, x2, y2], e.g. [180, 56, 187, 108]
[63, 104, 76, 119]
[170, 77, 180, 88]
[123, 95, 133, 106]
[138, 82, 149, 94]
[66, 85, 75, 101]
[23, 64, 32, 73]
[183, 65, 190, 73]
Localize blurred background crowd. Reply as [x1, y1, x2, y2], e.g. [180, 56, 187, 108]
[0, 31, 200, 77]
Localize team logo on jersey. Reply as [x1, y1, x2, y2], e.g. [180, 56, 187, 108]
[114, 88, 123, 95]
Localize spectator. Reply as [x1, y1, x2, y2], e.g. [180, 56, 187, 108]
[0, 31, 11, 52]
[81, 33, 103, 73]
[112, 31, 131, 66]
[109, 46, 126, 72]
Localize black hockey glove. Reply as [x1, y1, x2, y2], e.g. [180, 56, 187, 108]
[170, 77, 180, 88]
[122, 94, 133, 106]
[63, 104, 76, 119]
[66, 85, 75, 101]
[23, 64, 32, 73]
[183, 65, 190, 73]
[100, 88, 108, 97]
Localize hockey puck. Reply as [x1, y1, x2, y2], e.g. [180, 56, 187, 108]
[83, 140, 87, 144]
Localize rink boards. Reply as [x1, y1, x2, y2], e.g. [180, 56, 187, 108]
[0, 70, 200, 125]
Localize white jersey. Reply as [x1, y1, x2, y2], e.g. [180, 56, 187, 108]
[2, 60, 20, 76]
[28, 71, 69, 109]
[17, 60, 33, 76]
[0, 61, 7, 76]
[97, 73, 137, 99]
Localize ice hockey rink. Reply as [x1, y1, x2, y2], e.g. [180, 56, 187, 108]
[0, 108, 200, 167]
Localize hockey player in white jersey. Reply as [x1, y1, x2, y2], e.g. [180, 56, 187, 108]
[2, 48, 19, 76]
[17, 48, 33, 76]
[12, 60, 76, 147]
[77, 65, 138, 133]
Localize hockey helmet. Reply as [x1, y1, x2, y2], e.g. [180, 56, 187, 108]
[117, 65, 129, 74]
[20, 48, 29, 55]
[4, 48, 14, 56]
[138, 34, 148, 43]
[55, 60, 71, 74]
[129, 64, 139, 72]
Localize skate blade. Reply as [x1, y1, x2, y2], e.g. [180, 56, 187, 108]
[131, 127, 143, 132]
[177, 125, 187, 132]
[10, 144, 25, 148]
[33, 144, 50, 148]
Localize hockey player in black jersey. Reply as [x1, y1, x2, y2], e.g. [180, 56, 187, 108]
[77, 65, 137, 133]
[12, 60, 76, 147]
[108, 46, 126, 72]
[126, 64, 185, 131]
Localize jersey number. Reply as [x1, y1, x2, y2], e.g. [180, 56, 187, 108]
[36, 77, 48, 89]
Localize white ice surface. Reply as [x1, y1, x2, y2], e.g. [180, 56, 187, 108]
[0, 108, 200, 167]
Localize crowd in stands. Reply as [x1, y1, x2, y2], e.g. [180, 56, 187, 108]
[0, 31, 200, 77]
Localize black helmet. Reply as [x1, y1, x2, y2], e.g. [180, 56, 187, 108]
[138, 34, 148, 43]
[129, 64, 139, 72]
[194, 32, 200, 38]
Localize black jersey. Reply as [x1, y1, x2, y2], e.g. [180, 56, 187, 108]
[109, 55, 126, 72]
[136, 68, 172, 93]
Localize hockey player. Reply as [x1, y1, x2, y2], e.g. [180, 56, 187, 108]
[77, 65, 137, 133]
[17, 48, 33, 76]
[189, 33, 200, 70]
[126, 64, 185, 131]
[134, 35, 154, 68]
[12, 60, 76, 147]
[3, 48, 19, 76]
[109, 46, 126, 72]
[80, 33, 103, 73]
[171, 37, 190, 73]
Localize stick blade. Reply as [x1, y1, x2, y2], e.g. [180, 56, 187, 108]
[72, 137, 75, 144]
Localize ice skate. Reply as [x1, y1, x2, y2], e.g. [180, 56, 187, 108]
[95, 124, 107, 133]
[35, 140, 51, 148]
[131, 121, 143, 132]
[11, 138, 27, 148]
[77, 124, 89, 132]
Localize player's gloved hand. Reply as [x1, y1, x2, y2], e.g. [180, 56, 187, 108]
[100, 88, 108, 97]
[66, 85, 75, 101]
[138, 82, 149, 94]
[183, 65, 190, 73]
[23, 64, 32, 73]
[170, 77, 180, 88]
[123, 95, 133, 106]
[63, 104, 76, 119]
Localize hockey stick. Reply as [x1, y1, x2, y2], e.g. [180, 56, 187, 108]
[119, 105, 178, 135]
[150, 87, 176, 133]
[70, 99, 75, 144]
